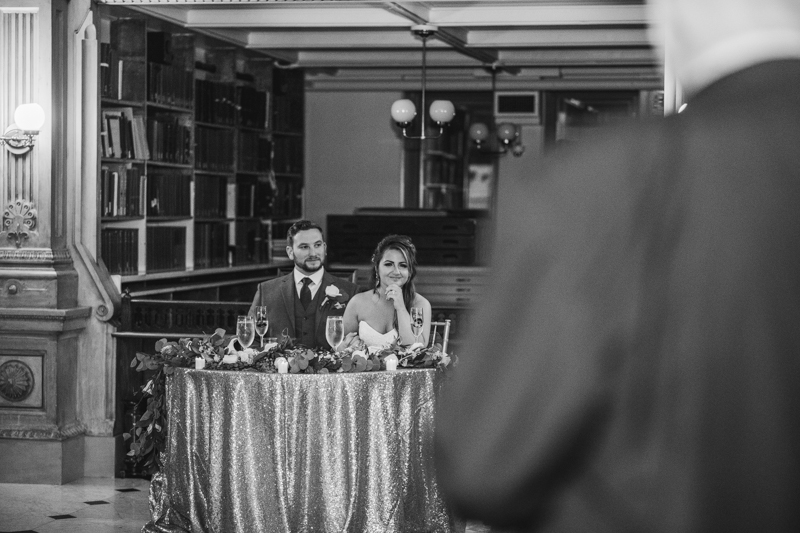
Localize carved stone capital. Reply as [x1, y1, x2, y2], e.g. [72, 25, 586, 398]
[2, 200, 37, 248]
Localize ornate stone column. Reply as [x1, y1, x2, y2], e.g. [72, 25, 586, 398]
[0, 0, 92, 484]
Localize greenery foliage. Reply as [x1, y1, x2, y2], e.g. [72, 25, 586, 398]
[124, 329, 454, 474]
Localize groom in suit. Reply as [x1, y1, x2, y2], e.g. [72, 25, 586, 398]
[249, 220, 359, 349]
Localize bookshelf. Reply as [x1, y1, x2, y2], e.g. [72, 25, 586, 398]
[97, 6, 304, 278]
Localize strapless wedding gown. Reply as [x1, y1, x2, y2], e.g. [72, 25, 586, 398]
[358, 321, 398, 348]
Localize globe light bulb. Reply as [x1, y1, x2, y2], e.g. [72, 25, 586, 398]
[14, 103, 45, 132]
[497, 122, 517, 144]
[391, 99, 417, 125]
[429, 100, 455, 124]
[468, 122, 489, 142]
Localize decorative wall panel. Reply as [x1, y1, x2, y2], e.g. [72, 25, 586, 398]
[0, 7, 39, 245]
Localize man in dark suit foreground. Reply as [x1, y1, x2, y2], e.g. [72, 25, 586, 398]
[249, 220, 358, 349]
[435, 0, 800, 531]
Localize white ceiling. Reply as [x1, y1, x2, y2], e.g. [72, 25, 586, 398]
[99, 0, 662, 91]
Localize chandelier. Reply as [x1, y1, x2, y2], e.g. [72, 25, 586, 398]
[390, 25, 455, 139]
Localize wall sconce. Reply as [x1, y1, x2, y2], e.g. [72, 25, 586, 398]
[0, 103, 45, 155]
[469, 121, 525, 157]
[391, 25, 455, 140]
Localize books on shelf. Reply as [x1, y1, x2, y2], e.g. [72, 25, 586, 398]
[101, 227, 139, 275]
[234, 219, 262, 265]
[148, 62, 193, 109]
[194, 221, 229, 269]
[195, 79, 237, 125]
[272, 135, 303, 174]
[195, 126, 235, 172]
[101, 163, 144, 218]
[238, 131, 269, 173]
[146, 226, 187, 272]
[195, 176, 228, 219]
[147, 113, 192, 165]
[101, 107, 150, 160]
[237, 85, 269, 129]
[147, 172, 191, 217]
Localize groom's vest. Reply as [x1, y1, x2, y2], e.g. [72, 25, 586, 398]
[293, 285, 323, 348]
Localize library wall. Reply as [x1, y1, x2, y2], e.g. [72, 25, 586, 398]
[304, 91, 403, 235]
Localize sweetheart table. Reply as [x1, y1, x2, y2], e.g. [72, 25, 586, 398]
[143, 367, 454, 532]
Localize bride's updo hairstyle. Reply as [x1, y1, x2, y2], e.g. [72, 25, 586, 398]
[370, 234, 418, 314]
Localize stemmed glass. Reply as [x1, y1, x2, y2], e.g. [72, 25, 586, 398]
[410, 307, 424, 344]
[236, 315, 255, 350]
[254, 306, 269, 348]
[326, 316, 344, 351]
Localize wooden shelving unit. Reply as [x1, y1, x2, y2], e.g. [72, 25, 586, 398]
[97, 5, 305, 279]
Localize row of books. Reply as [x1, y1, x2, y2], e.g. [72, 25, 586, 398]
[101, 108, 150, 160]
[100, 43, 146, 102]
[238, 132, 270, 173]
[194, 126, 235, 172]
[101, 228, 139, 275]
[146, 226, 186, 272]
[273, 177, 303, 219]
[147, 173, 192, 217]
[194, 222, 230, 270]
[273, 93, 303, 133]
[233, 219, 265, 265]
[148, 62, 194, 109]
[101, 164, 144, 218]
[195, 79, 237, 125]
[195, 176, 228, 219]
[236, 174, 275, 218]
[238, 85, 269, 130]
[272, 136, 303, 174]
[148, 114, 192, 165]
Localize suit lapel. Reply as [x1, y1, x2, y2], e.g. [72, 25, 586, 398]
[314, 272, 336, 336]
[280, 273, 297, 332]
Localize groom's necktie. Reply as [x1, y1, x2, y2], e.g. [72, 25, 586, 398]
[300, 278, 312, 309]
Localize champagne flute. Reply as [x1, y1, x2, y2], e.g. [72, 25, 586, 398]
[237, 315, 255, 350]
[254, 306, 269, 348]
[326, 316, 344, 351]
[410, 307, 424, 344]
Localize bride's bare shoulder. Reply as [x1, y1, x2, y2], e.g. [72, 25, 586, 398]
[349, 290, 373, 307]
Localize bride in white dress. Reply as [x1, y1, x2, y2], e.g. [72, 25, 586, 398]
[342, 235, 431, 350]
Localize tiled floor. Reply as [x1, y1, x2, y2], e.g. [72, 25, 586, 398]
[0, 476, 491, 532]
[0, 477, 151, 533]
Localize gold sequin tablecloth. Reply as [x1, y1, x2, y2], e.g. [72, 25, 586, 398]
[144, 367, 454, 532]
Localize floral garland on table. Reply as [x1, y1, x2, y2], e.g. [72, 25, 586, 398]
[124, 328, 456, 474]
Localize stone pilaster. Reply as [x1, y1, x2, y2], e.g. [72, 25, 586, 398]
[0, 0, 92, 484]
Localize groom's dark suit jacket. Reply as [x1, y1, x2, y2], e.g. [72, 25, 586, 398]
[249, 269, 358, 349]
[436, 60, 800, 532]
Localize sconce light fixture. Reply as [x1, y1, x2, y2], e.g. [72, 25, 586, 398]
[468, 67, 525, 157]
[0, 103, 45, 155]
[391, 25, 455, 140]
[469, 121, 525, 157]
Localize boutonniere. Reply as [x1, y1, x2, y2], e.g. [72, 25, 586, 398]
[320, 284, 349, 310]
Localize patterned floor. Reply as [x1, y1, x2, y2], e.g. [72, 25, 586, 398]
[0, 476, 491, 532]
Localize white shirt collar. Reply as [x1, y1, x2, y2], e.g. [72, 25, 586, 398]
[293, 267, 324, 288]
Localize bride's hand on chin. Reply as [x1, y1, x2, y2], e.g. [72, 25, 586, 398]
[384, 283, 405, 310]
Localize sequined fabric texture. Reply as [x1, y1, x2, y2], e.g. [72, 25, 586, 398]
[144, 368, 454, 532]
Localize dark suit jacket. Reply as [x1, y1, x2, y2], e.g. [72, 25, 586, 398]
[249, 269, 358, 349]
[435, 60, 800, 532]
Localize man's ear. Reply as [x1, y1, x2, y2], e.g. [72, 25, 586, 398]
[286, 246, 293, 259]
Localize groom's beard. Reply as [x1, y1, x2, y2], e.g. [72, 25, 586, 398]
[295, 256, 323, 273]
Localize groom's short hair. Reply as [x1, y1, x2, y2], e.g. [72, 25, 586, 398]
[287, 220, 324, 246]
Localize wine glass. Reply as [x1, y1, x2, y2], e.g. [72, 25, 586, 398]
[236, 315, 255, 350]
[410, 307, 424, 344]
[326, 316, 344, 351]
[254, 306, 269, 348]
